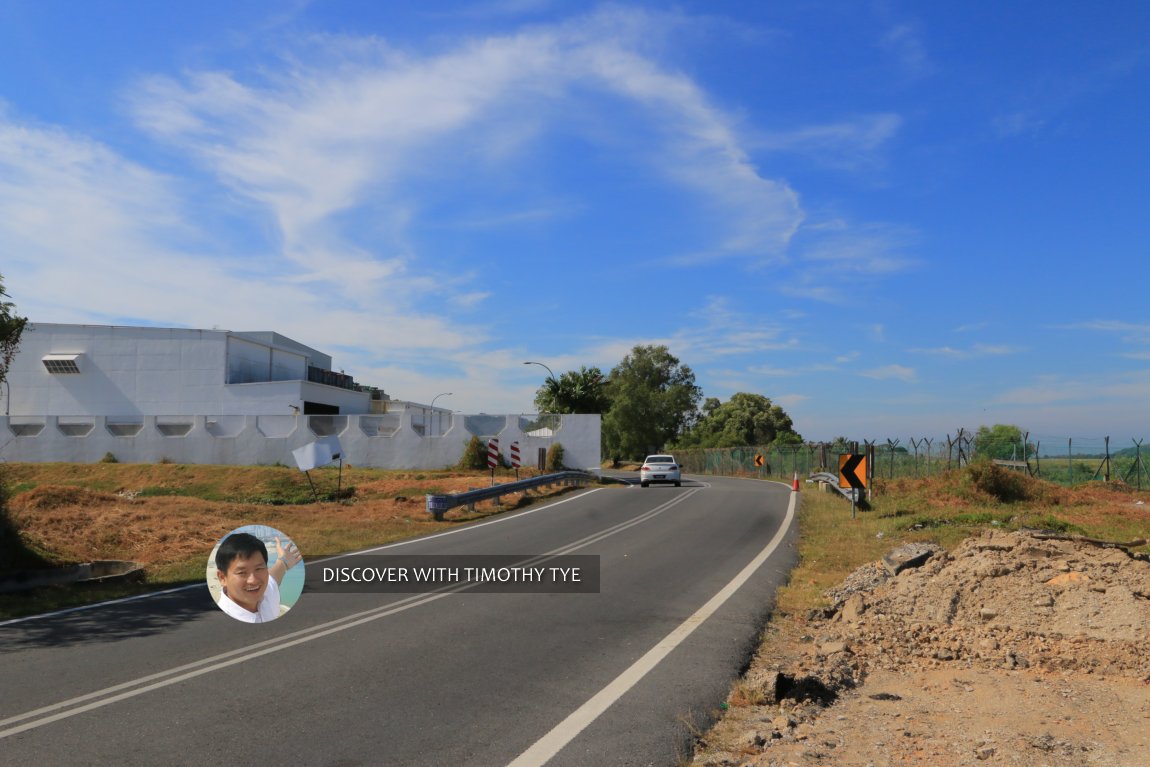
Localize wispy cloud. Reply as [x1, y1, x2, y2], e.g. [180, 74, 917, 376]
[992, 111, 1046, 138]
[992, 371, 1150, 407]
[783, 221, 918, 302]
[129, 6, 802, 276]
[0, 110, 479, 351]
[1059, 320, 1150, 344]
[754, 113, 902, 170]
[669, 297, 799, 362]
[879, 23, 934, 79]
[859, 364, 917, 383]
[909, 344, 1019, 359]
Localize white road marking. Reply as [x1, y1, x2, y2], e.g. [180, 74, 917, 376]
[506, 488, 797, 767]
[0, 485, 703, 738]
[0, 487, 603, 628]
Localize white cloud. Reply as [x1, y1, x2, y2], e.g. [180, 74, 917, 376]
[754, 113, 902, 170]
[909, 344, 1019, 359]
[880, 24, 934, 78]
[129, 8, 802, 279]
[992, 371, 1150, 408]
[992, 111, 1046, 138]
[783, 221, 918, 302]
[773, 393, 809, 409]
[0, 8, 816, 407]
[1061, 320, 1150, 345]
[859, 364, 917, 383]
[0, 111, 477, 356]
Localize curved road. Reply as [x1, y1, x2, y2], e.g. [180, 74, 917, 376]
[0, 474, 796, 766]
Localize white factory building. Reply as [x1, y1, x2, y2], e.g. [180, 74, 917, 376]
[0, 323, 600, 470]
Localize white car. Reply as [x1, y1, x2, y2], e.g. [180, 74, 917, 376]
[640, 454, 681, 488]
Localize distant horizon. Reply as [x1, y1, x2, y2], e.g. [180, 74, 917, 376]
[2, 2, 1148, 442]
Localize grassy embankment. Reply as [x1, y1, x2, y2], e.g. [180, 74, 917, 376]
[3, 461, 1147, 622]
[772, 460, 1150, 623]
[0, 462, 576, 619]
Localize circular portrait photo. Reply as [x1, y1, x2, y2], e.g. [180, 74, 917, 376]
[206, 524, 304, 623]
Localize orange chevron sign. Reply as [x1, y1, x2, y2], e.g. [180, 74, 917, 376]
[838, 453, 867, 490]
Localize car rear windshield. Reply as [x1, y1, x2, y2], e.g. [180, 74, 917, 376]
[647, 456, 674, 463]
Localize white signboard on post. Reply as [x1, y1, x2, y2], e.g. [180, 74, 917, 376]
[292, 436, 344, 472]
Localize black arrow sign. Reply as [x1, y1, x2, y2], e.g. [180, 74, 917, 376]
[839, 453, 866, 490]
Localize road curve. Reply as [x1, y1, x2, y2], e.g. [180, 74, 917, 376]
[0, 474, 797, 766]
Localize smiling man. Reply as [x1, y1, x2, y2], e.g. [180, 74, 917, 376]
[214, 532, 301, 623]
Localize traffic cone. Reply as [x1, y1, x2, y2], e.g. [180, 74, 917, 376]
[791, 472, 800, 492]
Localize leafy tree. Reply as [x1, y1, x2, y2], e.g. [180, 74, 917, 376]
[533, 366, 610, 414]
[673, 392, 801, 448]
[0, 274, 27, 397]
[0, 275, 33, 570]
[601, 345, 702, 461]
[972, 424, 1029, 461]
[826, 436, 854, 453]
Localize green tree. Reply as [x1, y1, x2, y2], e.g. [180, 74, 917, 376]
[533, 366, 610, 414]
[673, 392, 801, 448]
[0, 275, 31, 570]
[601, 345, 702, 461]
[0, 274, 27, 398]
[973, 424, 1028, 461]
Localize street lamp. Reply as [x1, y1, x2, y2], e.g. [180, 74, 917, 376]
[429, 392, 452, 437]
[523, 361, 555, 380]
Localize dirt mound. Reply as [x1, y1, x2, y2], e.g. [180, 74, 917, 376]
[698, 530, 1150, 766]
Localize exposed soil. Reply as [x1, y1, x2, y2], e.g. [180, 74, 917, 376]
[695, 529, 1150, 767]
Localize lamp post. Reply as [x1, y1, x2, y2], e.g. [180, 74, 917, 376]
[430, 392, 452, 436]
[523, 361, 555, 380]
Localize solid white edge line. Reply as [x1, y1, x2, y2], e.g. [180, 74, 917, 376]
[0, 488, 603, 628]
[506, 486, 797, 767]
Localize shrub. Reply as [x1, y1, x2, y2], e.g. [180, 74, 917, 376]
[546, 442, 565, 472]
[457, 436, 489, 471]
[966, 460, 1035, 503]
[100, 452, 119, 463]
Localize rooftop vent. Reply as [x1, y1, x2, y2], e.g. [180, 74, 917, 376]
[42, 354, 82, 374]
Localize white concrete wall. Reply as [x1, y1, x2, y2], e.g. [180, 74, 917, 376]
[0, 413, 602, 471]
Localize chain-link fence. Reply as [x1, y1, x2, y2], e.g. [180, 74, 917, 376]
[674, 433, 1150, 490]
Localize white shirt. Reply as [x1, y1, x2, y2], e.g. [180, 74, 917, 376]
[217, 576, 282, 623]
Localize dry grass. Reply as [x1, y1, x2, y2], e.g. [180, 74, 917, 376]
[0, 463, 580, 618]
[773, 465, 1150, 619]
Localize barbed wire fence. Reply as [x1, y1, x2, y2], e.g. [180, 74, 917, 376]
[674, 430, 1150, 490]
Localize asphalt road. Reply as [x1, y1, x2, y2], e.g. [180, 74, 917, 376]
[0, 474, 797, 767]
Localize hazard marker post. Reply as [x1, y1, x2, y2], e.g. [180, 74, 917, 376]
[487, 438, 500, 485]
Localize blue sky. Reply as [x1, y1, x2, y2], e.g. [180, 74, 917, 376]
[1, 1, 1148, 443]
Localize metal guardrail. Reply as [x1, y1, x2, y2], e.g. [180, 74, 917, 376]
[425, 471, 597, 521]
[808, 472, 860, 502]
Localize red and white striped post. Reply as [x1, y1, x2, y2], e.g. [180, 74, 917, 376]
[510, 441, 521, 480]
[487, 438, 500, 485]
